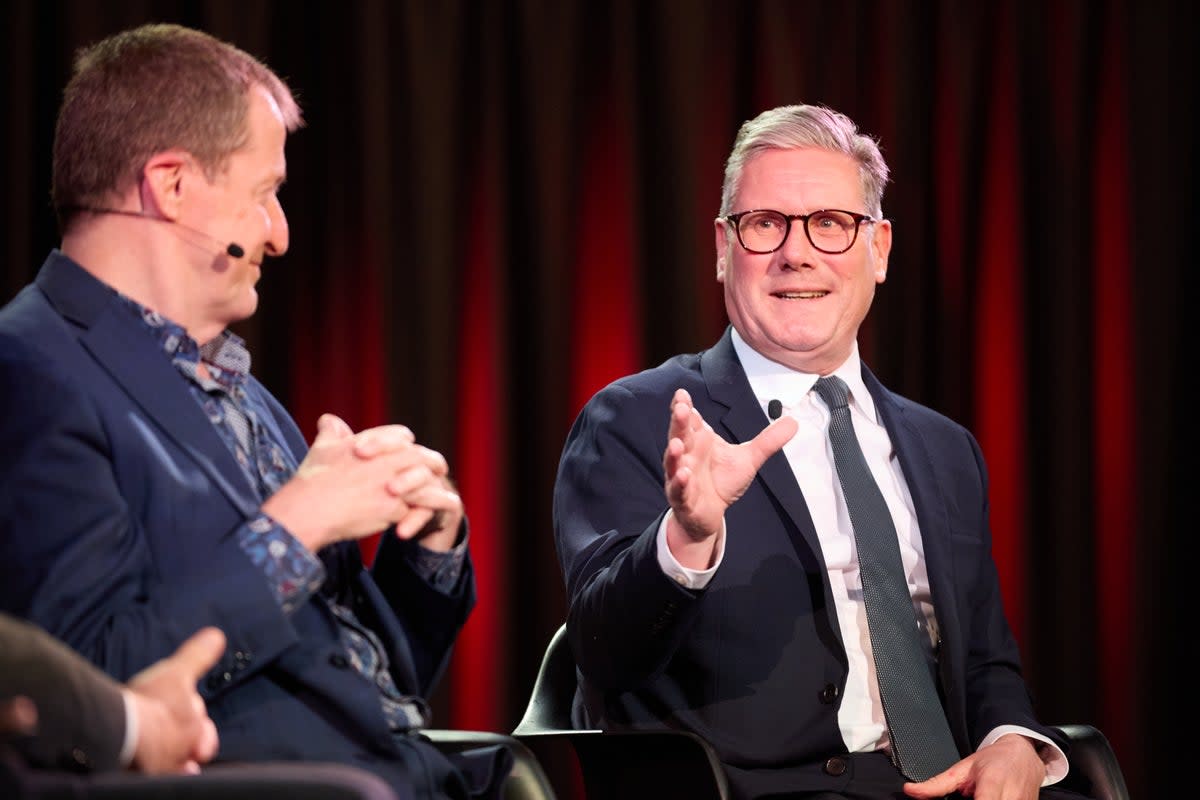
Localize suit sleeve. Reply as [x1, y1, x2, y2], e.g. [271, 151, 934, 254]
[947, 427, 1064, 749]
[0, 613, 126, 772]
[0, 343, 296, 688]
[553, 382, 707, 692]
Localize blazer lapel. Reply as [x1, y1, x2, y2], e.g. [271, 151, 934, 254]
[862, 366, 960, 634]
[38, 253, 261, 517]
[699, 329, 828, 570]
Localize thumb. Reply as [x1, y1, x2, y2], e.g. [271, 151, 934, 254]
[315, 413, 354, 439]
[902, 769, 961, 798]
[169, 627, 227, 681]
[744, 415, 799, 470]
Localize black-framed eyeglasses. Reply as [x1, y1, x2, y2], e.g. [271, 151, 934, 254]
[724, 208, 878, 255]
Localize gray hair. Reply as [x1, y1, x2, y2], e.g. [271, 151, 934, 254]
[718, 104, 889, 219]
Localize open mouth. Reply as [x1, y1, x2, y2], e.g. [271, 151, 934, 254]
[772, 291, 828, 299]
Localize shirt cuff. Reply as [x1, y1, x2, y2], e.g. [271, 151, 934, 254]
[238, 512, 325, 613]
[408, 531, 469, 593]
[118, 688, 138, 768]
[979, 725, 1068, 786]
[655, 510, 725, 590]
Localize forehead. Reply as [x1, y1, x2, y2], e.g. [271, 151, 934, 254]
[236, 84, 288, 168]
[737, 147, 863, 209]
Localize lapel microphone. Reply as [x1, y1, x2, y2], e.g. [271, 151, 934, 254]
[64, 206, 245, 259]
[767, 399, 783, 420]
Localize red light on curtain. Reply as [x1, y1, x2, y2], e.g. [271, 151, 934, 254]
[1091, 0, 1137, 768]
[288, 238, 388, 564]
[973, 20, 1028, 644]
[570, 102, 640, 414]
[450, 153, 509, 733]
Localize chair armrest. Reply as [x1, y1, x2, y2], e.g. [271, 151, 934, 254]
[515, 729, 730, 800]
[422, 729, 557, 800]
[81, 761, 400, 799]
[1050, 724, 1129, 800]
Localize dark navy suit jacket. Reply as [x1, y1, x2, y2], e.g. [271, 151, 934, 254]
[553, 327, 1065, 799]
[0, 251, 476, 798]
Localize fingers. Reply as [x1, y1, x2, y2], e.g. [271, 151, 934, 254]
[395, 484, 462, 538]
[744, 414, 799, 469]
[169, 627, 227, 681]
[901, 761, 964, 798]
[395, 507, 436, 539]
[193, 717, 219, 765]
[354, 424, 417, 458]
[316, 413, 354, 438]
[384, 448, 451, 495]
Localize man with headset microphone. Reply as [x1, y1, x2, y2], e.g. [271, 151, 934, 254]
[0, 23, 506, 800]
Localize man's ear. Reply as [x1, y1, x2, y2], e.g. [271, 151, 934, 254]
[872, 218, 893, 284]
[140, 150, 192, 221]
[714, 217, 731, 282]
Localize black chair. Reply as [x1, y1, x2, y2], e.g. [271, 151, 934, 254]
[424, 729, 558, 800]
[512, 624, 1129, 800]
[2, 733, 556, 800]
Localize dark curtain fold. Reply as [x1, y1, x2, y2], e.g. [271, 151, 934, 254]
[3, 2, 1188, 797]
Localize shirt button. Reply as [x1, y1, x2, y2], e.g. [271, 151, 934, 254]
[819, 683, 840, 704]
[823, 757, 847, 776]
[672, 573, 688, 586]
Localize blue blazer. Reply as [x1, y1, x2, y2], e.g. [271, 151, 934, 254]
[553, 327, 1064, 798]
[0, 252, 475, 793]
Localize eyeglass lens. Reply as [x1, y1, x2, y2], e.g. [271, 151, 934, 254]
[737, 210, 862, 254]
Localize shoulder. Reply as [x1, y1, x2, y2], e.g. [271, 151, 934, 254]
[586, 349, 707, 409]
[0, 329, 90, 420]
[870, 377, 983, 465]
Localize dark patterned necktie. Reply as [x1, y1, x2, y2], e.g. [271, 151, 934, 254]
[812, 375, 960, 781]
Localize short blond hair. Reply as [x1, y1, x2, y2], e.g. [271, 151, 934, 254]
[719, 104, 889, 218]
[53, 23, 303, 232]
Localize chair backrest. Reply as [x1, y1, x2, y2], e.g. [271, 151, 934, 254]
[512, 624, 730, 800]
[514, 623, 585, 734]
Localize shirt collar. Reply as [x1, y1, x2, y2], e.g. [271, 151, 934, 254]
[730, 327, 878, 424]
[114, 293, 251, 386]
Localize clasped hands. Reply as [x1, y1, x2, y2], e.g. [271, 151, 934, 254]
[264, 413, 463, 553]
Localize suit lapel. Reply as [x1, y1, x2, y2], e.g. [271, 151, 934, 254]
[863, 366, 959, 632]
[699, 330, 827, 568]
[38, 253, 261, 517]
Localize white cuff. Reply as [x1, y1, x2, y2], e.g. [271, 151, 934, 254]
[655, 510, 725, 590]
[118, 688, 138, 768]
[979, 725, 1068, 786]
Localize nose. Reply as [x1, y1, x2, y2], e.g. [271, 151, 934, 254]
[264, 195, 289, 257]
[778, 219, 816, 269]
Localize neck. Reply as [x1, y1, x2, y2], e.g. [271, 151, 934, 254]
[61, 221, 214, 340]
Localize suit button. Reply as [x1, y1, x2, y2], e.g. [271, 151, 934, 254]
[819, 683, 840, 704]
[329, 653, 350, 668]
[823, 757, 847, 776]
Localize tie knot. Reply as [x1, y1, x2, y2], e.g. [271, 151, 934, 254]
[813, 375, 850, 410]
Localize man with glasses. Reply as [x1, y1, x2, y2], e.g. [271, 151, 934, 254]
[553, 104, 1090, 799]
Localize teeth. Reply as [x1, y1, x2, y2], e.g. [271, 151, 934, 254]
[777, 291, 826, 299]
